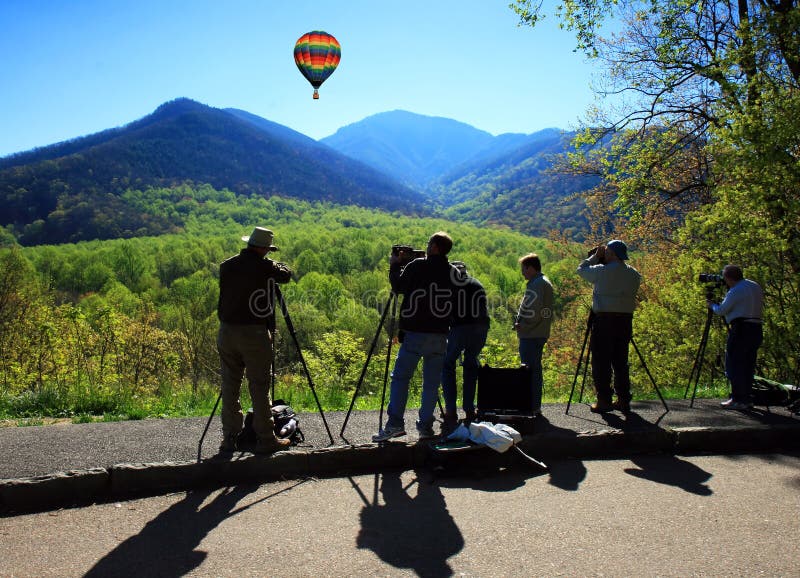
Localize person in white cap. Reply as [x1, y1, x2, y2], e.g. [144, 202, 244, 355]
[216, 227, 292, 454]
[577, 239, 642, 413]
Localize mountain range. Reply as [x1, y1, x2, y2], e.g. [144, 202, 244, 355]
[0, 98, 592, 245]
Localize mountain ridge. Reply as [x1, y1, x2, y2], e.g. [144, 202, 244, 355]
[0, 99, 591, 245]
[0, 99, 428, 245]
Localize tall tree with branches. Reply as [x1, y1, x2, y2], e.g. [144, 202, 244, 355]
[512, 0, 800, 381]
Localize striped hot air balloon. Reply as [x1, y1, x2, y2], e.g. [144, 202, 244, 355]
[293, 31, 341, 99]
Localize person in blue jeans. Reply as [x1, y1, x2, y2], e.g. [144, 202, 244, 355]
[515, 253, 554, 415]
[373, 232, 458, 442]
[441, 262, 490, 431]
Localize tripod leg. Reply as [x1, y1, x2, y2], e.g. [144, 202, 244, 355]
[685, 309, 712, 400]
[566, 318, 592, 414]
[631, 338, 669, 413]
[276, 287, 335, 445]
[197, 390, 222, 462]
[378, 293, 399, 431]
[269, 313, 277, 401]
[341, 293, 394, 437]
[689, 310, 714, 408]
[578, 348, 591, 404]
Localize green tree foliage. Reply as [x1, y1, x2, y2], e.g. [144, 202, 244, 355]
[512, 0, 800, 383]
[2, 190, 594, 416]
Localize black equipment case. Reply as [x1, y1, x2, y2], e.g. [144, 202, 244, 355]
[476, 364, 537, 433]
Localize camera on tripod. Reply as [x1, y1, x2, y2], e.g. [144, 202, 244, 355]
[698, 272, 726, 300]
[698, 273, 725, 285]
[391, 244, 426, 266]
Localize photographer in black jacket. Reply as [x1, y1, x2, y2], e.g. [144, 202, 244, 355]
[441, 261, 489, 430]
[373, 232, 458, 442]
[217, 227, 292, 454]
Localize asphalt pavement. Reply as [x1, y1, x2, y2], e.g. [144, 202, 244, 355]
[2, 454, 799, 576]
[0, 399, 798, 514]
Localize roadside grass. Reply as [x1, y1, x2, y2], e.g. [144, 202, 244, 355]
[0, 374, 733, 426]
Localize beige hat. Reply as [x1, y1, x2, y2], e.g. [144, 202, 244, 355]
[242, 227, 279, 251]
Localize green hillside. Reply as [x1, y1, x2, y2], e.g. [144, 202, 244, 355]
[0, 99, 426, 246]
[0, 185, 736, 422]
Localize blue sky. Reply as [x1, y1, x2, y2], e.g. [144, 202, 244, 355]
[0, 0, 603, 157]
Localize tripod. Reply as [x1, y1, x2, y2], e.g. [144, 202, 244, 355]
[198, 285, 334, 461]
[340, 291, 444, 439]
[341, 292, 399, 438]
[684, 306, 728, 407]
[566, 310, 669, 414]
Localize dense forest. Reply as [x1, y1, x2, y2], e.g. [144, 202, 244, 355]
[0, 186, 738, 421]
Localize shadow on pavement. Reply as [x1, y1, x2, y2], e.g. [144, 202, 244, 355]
[355, 471, 464, 578]
[599, 409, 666, 431]
[623, 455, 713, 496]
[534, 416, 588, 491]
[84, 487, 254, 576]
[84, 480, 309, 576]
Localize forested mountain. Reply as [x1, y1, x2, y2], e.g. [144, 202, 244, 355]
[0, 100, 593, 246]
[0, 99, 426, 245]
[320, 110, 499, 189]
[434, 129, 596, 240]
[320, 111, 592, 238]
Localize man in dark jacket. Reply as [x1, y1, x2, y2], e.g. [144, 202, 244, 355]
[373, 232, 457, 442]
[217, 227, 292, 454]
[441, 262, 489, 430]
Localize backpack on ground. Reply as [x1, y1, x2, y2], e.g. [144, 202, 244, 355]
[237, 400, 304, 449]
[751, 375, 797, 408]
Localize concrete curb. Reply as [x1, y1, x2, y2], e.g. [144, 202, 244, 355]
[1, 424, 798, 514]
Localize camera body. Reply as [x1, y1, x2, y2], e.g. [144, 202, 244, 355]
[392, 244, 426, 265]
[698, 273, 725, 285]
[699, 272, 726, 301]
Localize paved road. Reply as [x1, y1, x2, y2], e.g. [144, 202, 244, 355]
[1, 453, 798, 577]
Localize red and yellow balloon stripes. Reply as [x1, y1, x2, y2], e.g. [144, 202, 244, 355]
[294, 31, 341, 99]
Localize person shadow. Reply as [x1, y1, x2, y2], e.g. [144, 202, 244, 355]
[356, 470, 464, 578]
[596, 409, 713, 495]
[623, 455, 713, 496]
[84, 485, 262, 576]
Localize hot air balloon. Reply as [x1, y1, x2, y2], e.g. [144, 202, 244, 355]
[293, 31, 341, 99]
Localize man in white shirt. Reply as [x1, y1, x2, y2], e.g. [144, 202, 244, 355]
[708, 264, 764, 410]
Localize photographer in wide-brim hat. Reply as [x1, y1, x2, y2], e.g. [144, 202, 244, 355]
[216, 227, 292, 454]
[577, 239, 642, 414]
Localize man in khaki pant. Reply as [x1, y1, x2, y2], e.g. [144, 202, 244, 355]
[217, 227, 292, 454]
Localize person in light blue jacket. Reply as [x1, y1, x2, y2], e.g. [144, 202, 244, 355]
[708, 264, 763, 410]
[577, 240, 641, 413]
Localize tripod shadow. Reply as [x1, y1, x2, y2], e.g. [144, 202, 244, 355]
[534, 416, 588, 491]
[355, 470, 464, 578]
[624, 455, 713, 496]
